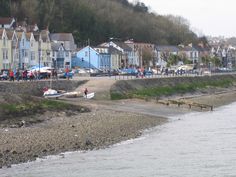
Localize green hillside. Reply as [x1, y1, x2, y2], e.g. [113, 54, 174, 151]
[1, 0, 201, 45]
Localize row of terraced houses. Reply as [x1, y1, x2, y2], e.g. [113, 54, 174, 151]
[0, 17, 76, 71]
[1, 17, 236, 72]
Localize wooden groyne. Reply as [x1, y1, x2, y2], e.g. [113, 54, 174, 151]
[157, 99, 213, 111]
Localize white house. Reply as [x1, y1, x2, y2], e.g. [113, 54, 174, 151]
[0, 17, 15, 29]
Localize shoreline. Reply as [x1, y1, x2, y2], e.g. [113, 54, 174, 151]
[1, 89, 236, 168]
[0, 109, 167, 168]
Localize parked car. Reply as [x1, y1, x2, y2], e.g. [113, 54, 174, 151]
[120, 68, 138, 75]
[0, 69, 9, 80]
[58, 72, 74, 79]
[144, 70, 153, 76]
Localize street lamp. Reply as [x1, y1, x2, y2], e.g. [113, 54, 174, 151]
[108, 38, 115, 77]
[88, 38, 91, 75]
[109, 40, 111, 77]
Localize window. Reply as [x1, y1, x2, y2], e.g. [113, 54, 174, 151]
[2, 50, 5, 60]
[3, 37, 6, 46]
[190, 52, 193, 58]
[6, 50, 8, 59]
[31, 52, 35, 60]
[85, 51, 88, 57]
[23, 39, 25, 46]
[31, 42, 33, 47]
[13, 39, 17, 47]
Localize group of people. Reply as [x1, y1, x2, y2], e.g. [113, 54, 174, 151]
[7, 69, 58, 82]
[8, 70, 38, 82]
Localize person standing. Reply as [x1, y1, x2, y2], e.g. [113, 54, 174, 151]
[15, 69, 20, 81]
[65, 67, 69, 80]
[9, 70, 14, 81]
[84, 88, 88, 98]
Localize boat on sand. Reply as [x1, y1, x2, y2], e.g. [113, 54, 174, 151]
[63, 91, 81, 98]
[84, 92, 95, 99]
[43, 89, 63, 99]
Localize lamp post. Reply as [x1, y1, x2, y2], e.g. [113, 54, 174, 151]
[38, 41, 41, 74]
[108, 38, 113, 77]
[109, 38, 114, 77]
[88, 38, 91, 75]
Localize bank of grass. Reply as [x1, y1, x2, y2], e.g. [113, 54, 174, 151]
[0, 99, 88, 120]
[111, 79, 234, 100]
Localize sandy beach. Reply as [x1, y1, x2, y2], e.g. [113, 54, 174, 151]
[1, 86, 236, 168]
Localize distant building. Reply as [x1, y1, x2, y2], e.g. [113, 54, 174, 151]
[73, 46, 111, 71]
[100, 41, 133, 68]
[0, 29, 12, 69]
[50, 33, 76, 51]
[125, 40, 156, 68]
[156, 45, 179, 68]
[0, 17, 15, 29]
[178, 44, 199, 64]
[51, 43, 72, 69]
[50, 33, 77, 69]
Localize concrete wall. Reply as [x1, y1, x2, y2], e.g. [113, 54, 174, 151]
[111, 74, 236, 96]
[0, 80, 87, 96]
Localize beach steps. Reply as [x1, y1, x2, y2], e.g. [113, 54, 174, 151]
[157, 99, 213, 111]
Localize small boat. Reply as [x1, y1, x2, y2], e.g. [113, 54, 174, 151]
[63, 91, 81, 98]
[84, 92, 95, 99]
[43, 89, 63, 99]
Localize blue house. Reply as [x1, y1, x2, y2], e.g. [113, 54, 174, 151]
[18, 31, 31, 69]
[72, 46, 111, 71]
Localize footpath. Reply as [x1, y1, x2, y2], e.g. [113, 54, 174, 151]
[74, 77, 116, 100]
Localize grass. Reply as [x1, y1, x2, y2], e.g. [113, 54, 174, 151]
[0, 99, 72, 118]
[111, 79, 234, 100]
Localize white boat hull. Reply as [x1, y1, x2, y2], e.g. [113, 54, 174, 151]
[84, 92, 95, 99]
[44, 93, 63, 99]
[43, 89, 63, 99]
[63, 91, 80, 98]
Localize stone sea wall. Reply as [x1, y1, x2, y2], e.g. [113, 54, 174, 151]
[111, 74, 236, 96]
[0, 80, 87, 96]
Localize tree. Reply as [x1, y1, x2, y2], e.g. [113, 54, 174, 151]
[201, 56, 221, 68]
[133, 2, 149, 13]
[167, 54, 181, 67]
[0, 0, 10, 16]
[5, 0, 201, 45]
[142, 48, 153, 67]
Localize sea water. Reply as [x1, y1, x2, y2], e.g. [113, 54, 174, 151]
[1, 102, 236, 177]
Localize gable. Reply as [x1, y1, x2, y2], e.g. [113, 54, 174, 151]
[1, 29, 8, 40]
[0, 17, 15, 25]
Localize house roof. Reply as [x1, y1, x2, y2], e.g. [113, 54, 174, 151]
[40, 30, 50, 42]
[109, 46, 122, 54]
[51, 42, 65, 51]
[16, 31, 23, 39]
[156, 45, 179, 52]
[33, 32, 40, 41]
[0, 29, 4, 37]
[113, 41, 132, 51]
[25, 32, 31, 40]
[50, 33, 74, 42]
[5, 29, 14, 39]
[194, 45, 210, 52]
[0, 17, 14, 24]
[179, 46, 198, 52]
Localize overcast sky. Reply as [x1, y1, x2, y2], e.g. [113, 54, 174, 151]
[130, 0, 236, 38]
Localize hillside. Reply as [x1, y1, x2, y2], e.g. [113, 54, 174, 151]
[1, 0, 201, 45]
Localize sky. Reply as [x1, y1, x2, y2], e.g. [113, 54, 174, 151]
[129, 0, 236, 38]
